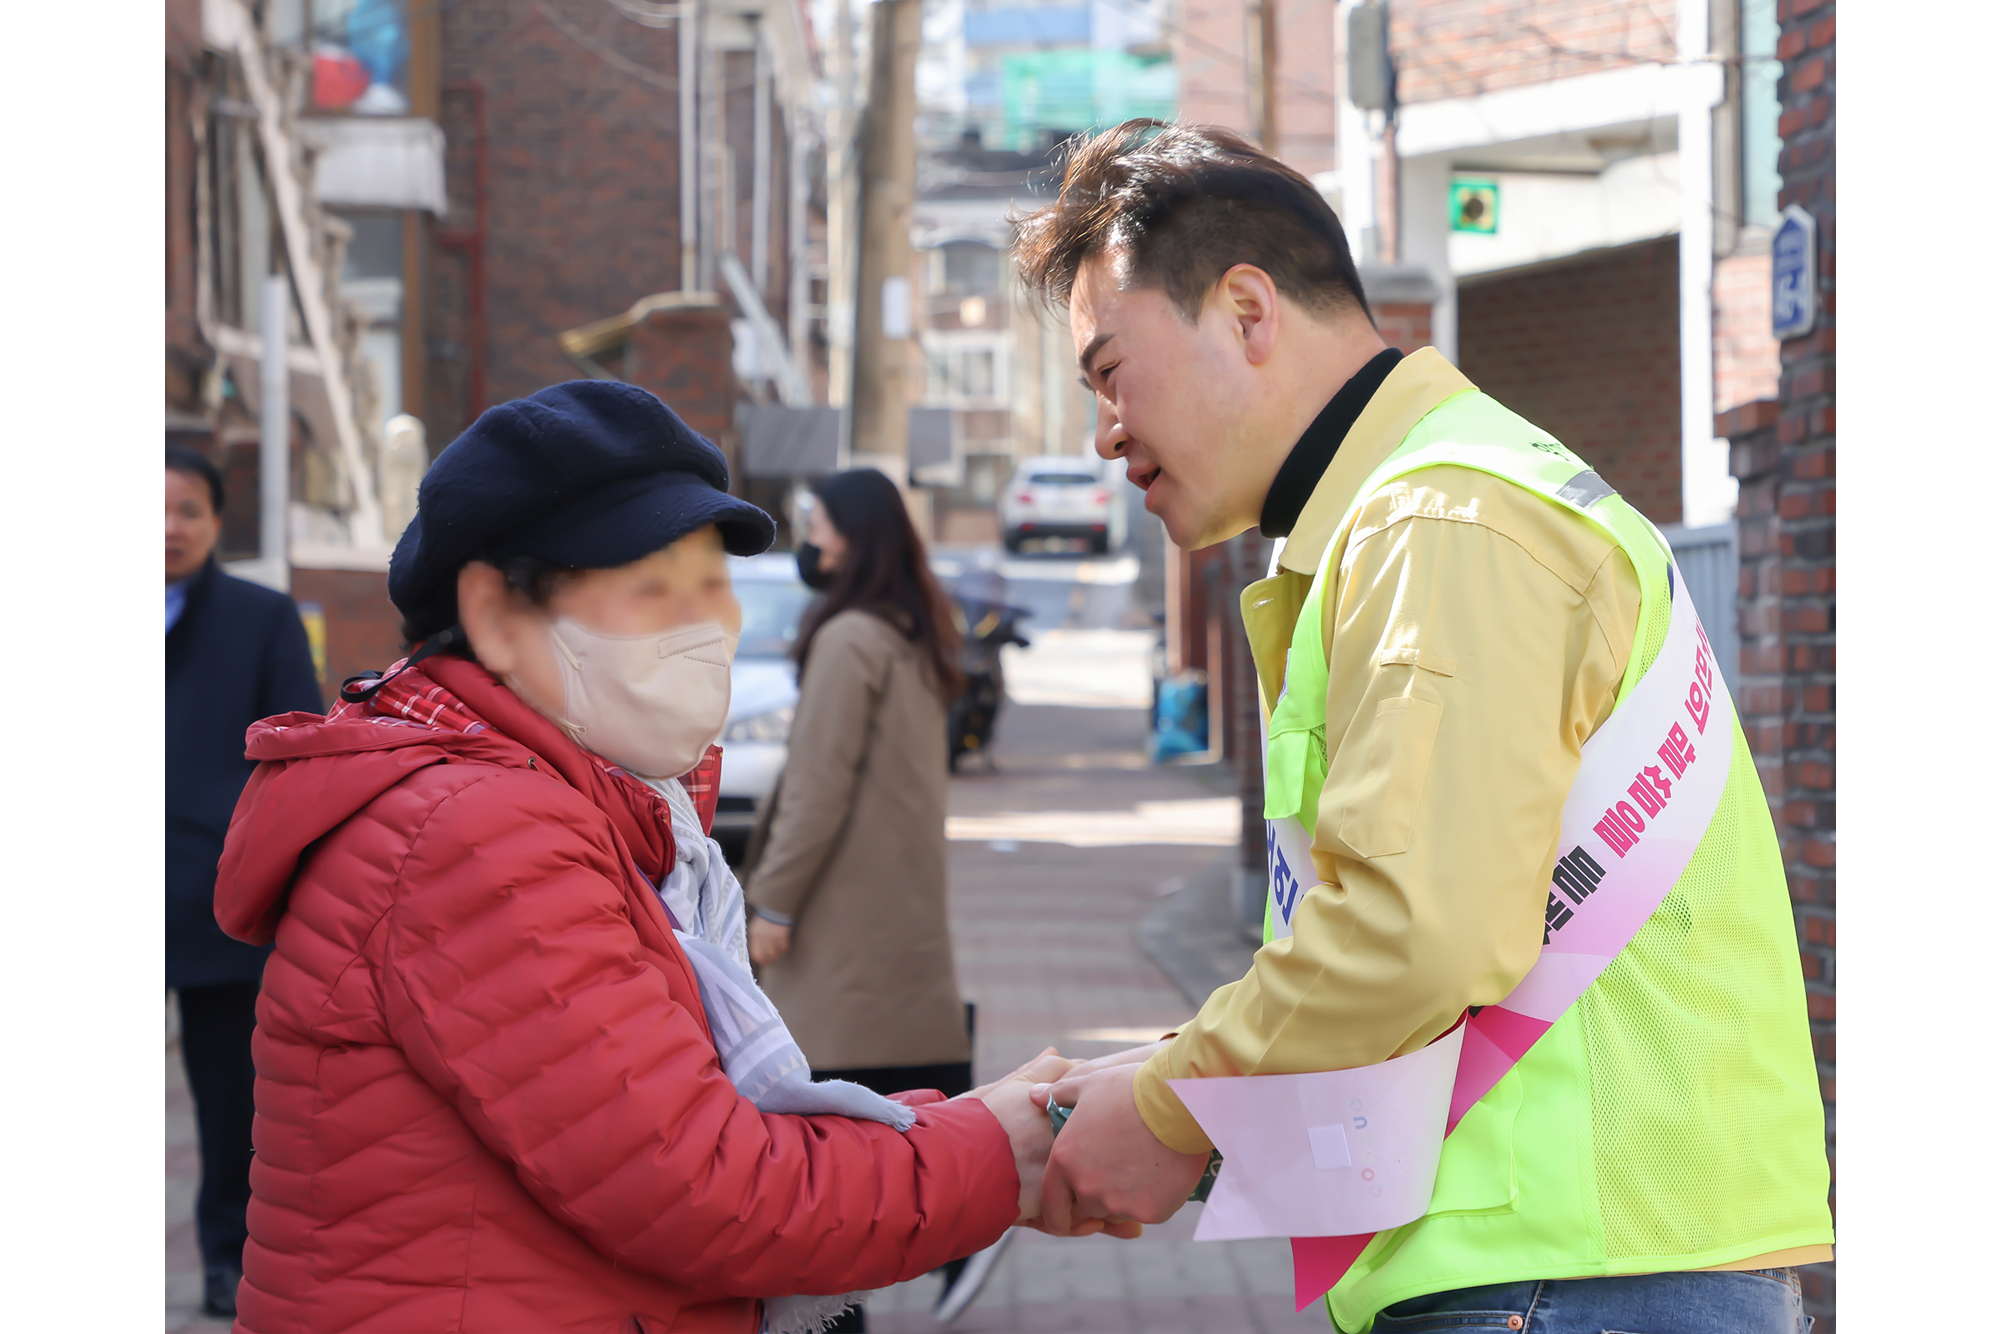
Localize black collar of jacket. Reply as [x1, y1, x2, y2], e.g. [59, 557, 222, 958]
[1258, 347, 1404, 540]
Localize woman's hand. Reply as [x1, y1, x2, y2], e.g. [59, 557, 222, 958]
[748, 917, 792, 966]
[956, 1049, 1138, 1236]
[966, 1047, 1073, 1224]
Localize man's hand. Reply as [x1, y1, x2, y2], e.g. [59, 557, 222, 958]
[747, 917, 791, 966]
[961, 1047, 1074, 1223]
[1030, 1062, 1209, 1236]
[1059, 1038, 1173, 1081]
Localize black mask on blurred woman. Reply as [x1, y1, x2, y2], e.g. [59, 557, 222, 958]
[795, 542, 834, 591]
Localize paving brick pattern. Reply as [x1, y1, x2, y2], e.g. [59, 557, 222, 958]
[167, 1027, 232, 1333]
[869, 702, 1325, 1333]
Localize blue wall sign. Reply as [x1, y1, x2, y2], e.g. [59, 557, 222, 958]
[1771, 203, 1817, 341]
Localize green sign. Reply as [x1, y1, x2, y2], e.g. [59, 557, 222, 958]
[1001, 50, 1175, 147]
[1450, 178, 1499, 234]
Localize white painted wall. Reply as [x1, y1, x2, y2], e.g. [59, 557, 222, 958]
[1387, 49, 1734, 526]
[1446, 154, 1683, 277]
[1678, 0, 1736, 527]
[1397, 62, 1717, 161]
[1400, 153, 1456, 363]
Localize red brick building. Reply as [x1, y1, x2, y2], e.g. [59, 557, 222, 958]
[418, 0, 821, 453]
[1458, 237, 1685, 523]
[1721, 0, 1836, 1323]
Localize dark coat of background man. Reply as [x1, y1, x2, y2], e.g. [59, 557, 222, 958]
[164, 447, 322, 1319]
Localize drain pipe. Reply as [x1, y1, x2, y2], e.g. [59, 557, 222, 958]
[439, 80, 488, 425]
[258, 275, 291, 591]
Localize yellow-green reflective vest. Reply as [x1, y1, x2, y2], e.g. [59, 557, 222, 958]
[1255, 388, 1832, 1332]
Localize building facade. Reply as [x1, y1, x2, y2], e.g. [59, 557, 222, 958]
[166, 0, 828, 692]
[1721, 0, 1835, 1325]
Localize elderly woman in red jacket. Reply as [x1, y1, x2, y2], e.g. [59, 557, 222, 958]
[214, 382, 1068, 1334]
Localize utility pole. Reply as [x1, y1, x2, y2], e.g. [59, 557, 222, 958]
[1347, 0, 1398, 262]
[1249, 0, 1280, 153]
[825, 0, 858, 430]
[847, 0, 922, 515]
[679, 0, 700, 291]
[751, 19, 772, 294]
[1239, 0, 1282, 928]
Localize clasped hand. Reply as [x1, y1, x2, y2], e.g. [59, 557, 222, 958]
[961, 1040, 1210, 1241]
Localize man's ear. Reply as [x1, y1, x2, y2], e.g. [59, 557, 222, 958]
[456, 562, 518, 676]
[1216, 264, 1282, 366]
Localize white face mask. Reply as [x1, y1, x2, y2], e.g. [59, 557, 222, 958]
[536, 617, 738, 780]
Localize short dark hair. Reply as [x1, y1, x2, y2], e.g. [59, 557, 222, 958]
[1011, 119, 1372, 324]
[166, 446, 225, 514]
[399, 553, 578, 647]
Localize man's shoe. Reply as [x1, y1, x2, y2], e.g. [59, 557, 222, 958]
[202, 1262, 242, 1320]
[932, 1229, 1014, 1325]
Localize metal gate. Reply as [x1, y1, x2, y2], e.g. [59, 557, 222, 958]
[1661, 522, 1740, 699]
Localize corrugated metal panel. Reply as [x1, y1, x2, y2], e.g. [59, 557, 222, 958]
[737, 407, 953, 480]
[1662, 522, 1739, 698]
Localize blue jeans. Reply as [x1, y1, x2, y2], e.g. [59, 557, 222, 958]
[1370, 1269, 1809, 1333]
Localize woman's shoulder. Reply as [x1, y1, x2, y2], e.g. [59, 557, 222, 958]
[816, 607, 911, 655]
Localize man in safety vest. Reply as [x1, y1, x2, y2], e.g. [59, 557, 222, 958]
[1016, 121, 1832, 1333]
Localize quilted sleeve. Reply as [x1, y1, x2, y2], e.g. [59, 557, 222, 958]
[375, 769, 1017, 1297]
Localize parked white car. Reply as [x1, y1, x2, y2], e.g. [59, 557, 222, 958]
[1000, 457, 1114, 554]
[714, 552, 814, 860]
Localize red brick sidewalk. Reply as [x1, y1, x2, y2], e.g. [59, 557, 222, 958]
[863, 703, 1326, 1333]
[166, 1011, 231, 1332]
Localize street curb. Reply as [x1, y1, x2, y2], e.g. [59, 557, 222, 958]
[1137, 851, 1258, 1010]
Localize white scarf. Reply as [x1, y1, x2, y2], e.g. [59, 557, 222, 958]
[645, 777, 910, 1334]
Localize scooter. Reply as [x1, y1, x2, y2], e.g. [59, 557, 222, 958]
[947, 568, 1031, 772]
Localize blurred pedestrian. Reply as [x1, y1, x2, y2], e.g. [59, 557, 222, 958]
[164, 446, 322, 1320]
[212, 385, 1060, 1333]
[745, 469, 985, 1327]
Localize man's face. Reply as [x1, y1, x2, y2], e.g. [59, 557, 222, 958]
[166, 467, 222, 583]
[1071, 252, 1263, 549]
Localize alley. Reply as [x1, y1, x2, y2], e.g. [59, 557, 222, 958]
[866, 693, 1322, 1334]
[868, 548, 1322, 1332]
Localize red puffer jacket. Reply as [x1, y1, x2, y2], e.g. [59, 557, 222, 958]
[214, 655, 1016, 1333]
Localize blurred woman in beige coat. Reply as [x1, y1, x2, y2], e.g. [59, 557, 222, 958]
[745, 468, 971, 1100]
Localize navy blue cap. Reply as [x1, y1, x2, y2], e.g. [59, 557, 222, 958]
[390, 380, 775, 638]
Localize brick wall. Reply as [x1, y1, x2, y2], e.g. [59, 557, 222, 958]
[1714, 242, 1780, 414]
[428, 1, 687, 417]
[1373, 302, 1432, 355]
[1172, 0, 1339, 175]
[1456, 237, 1683, 525]
[1724, 0, 1835, 1325]
[289, 568, 406, 706]
[424, 2, 791, 446]
[165, 0, 210, 418]
[1390, 0, 1676, 105]
[627, 304, 742, 478]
